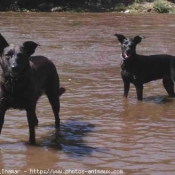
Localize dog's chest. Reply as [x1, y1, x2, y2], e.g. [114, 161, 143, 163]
[121, 61, 140, 80]
[1, 79, 33, 109]
[10, 91, 31, 109]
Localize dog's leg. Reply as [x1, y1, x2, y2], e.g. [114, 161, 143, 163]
[134, 83, 143, 100]
[34, 114, 38, 126]
[26, 109, 36, 144]
[124, 82, 130, 98]
[46, 88, 60, 130]
[48, 96, 60, 130]
[123, 80, 130, 98]
[163, 75, 175, 97]
[0, 108, 6, 135]
[170, 61, 175, 96]
[32, 105, 38, 126]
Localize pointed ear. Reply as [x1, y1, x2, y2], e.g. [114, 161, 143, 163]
[133, 36, 145, 45]
[22, 41, 39, 56]
[0, 34, 9, 54]
[114, 34, 126, 43]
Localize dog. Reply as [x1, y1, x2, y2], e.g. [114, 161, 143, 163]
[0, 34, 65, 144]
[115, 34, 175, 100]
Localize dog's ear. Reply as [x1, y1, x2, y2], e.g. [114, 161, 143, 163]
[0, 34, 9, 54]
[114, 34, 126, 43]
[22, 41, 39, 56]
[133, 36, 145, 45]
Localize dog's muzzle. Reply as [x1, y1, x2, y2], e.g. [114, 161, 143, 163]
[10, 64, 22, 78]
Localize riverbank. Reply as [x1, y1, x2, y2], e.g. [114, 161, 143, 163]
[125, 0, 175, 13]
[0, 0, 175, 13]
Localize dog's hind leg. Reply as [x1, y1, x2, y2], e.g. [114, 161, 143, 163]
[45, 84, 60, 130]
[26, 108, 36, 144]
[163, 75, 175, 97]
[33, 106, 38, 126]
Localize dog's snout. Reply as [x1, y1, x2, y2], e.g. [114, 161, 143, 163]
[11, 62, 18, 70]
[126, 47, 131, 52]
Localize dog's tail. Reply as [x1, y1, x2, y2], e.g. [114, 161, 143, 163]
[59, 87, 66, 97]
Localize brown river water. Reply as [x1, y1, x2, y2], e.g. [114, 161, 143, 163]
[0, 12, 175, 175]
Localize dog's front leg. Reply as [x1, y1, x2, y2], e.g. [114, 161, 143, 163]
[135, 83, 143, 100]
[0, 107, 6, 135]
[123, 79, 130, 98]
[26, 109, 36, 144]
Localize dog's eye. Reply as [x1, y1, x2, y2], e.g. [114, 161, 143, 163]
[5, 53, 12, 60]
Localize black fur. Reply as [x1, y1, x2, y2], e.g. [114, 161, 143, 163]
[115, 34, 175, 100]
[0, 34, 65, 144]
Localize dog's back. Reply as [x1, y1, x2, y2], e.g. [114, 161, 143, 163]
[123, 54, 172, 83]
[30, 56, 60, 98]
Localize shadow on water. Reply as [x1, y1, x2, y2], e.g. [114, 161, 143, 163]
[39, 120, 96, 158]
[144, 95, 174, 104]
[0, 120, 96, 169]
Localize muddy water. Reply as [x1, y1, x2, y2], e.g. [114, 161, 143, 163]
[0, 12, 175, 175]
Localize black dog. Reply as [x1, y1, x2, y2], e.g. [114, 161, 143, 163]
[0, 34, 65, 144]
[115, 34, 175, 100]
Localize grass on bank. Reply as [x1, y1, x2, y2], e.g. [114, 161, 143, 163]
[153, 0, 175, 13]
[115, 0, 175, 13]
[1, 0, 175, 13]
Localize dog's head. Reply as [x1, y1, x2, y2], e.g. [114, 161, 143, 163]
[0, 34, 39, 79]
[115, 34, 144, 60]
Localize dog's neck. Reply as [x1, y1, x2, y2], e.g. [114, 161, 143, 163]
[1, 68, 32, 93]
[120, 53, 138, 61]
[120, 54, 139, 69]
[120, 54, 126, 61]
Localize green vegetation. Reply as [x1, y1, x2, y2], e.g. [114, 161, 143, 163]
[130, 0, 175, 13]
[153, 0, 172, 13]
[0, 0, 175, 13]
[134, 0, 146, 3]
[114, 3, 127, 12]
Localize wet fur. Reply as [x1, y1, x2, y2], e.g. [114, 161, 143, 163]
[115, 34, 175, 100]
[0, 34, 65, 144]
